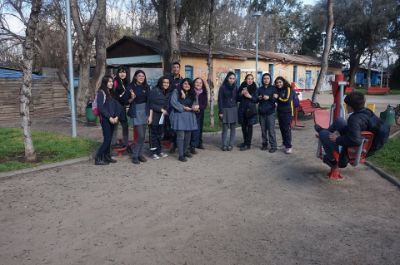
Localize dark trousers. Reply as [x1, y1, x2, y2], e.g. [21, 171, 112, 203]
[164, 116, 176, 146]
[132, 125, 146, 158]
[278, 112, 292, 148]
[96, 118, 115, 159]
[150, 124, 163, 155]
[319, 118, 347, 160]
[111, 118, 129, 146]
[260, 113, 277, 148]
[222, 123, 236, 147]
[176, 130, 191, 157]
[191, 110, 204, 147]
[241, 121, 253, 146]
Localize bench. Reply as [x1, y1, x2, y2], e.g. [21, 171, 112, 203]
[367, 87, 390, 95]
[298, 99, 320, 115]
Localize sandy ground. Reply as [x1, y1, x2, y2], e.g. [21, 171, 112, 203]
[1, 117, 400, 265]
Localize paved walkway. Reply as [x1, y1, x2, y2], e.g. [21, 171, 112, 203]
[0, 119, 399, 265]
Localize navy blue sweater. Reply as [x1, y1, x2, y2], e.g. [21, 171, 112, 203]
[96, 90, 121, 119]
[257, 85, 277, 115]
[218, 84, 238, 114]
[277, 86, 294, 115]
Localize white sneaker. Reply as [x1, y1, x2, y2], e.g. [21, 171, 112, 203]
[159, 152, 168, 158]
[152, 154, 160, 160]
[285, 148, 292, 154]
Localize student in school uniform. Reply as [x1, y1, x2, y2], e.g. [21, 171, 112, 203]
[275, 76, 294, 154]
[169, 78, 199, 162]
[148, 76, 171, 160]
[127, 70, 150, 164]
[94, 76, 121, 165]
[218, 72, 238, 151]
[237, 74, 258, 151]
[257, 73, 278, 153]
[190, 77, 208, 153]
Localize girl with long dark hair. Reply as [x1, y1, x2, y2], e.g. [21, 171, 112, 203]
[127, 70, 150, 164]
[257, 73, 278, 152]
[169, 78, 199, 162]
[148, 76, 171, 160]
[95, 75, 120, 165]
[237, 74, 258, 151]
[275, 76, 294, 154]
[190, 77, 208, 153]
[112, 66, 130, 149]
[218, 72, 238, 151]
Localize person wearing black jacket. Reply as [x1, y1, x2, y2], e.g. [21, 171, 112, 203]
[316, 92, 374, 168]
[94, 76, 121, 165]
[257, 73, 278, 152]
[190, 77, 208, 153]
[111, 66, 130, 149]
[127, 70, 150, 164]
[218, 72, 238, 151]
[148, 76, 171, 160]
[275, 76, 294, 154]
[237, 74, 258, 151]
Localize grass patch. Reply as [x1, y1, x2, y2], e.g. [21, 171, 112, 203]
[353, 87, 400, 95]
[0, 128, 98, 173]
[203, 105, 222, 132]
[368, 136, 400, 179]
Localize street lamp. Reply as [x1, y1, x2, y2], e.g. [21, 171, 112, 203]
[66, 0, 77, 137]
[253, 11, 262, 85]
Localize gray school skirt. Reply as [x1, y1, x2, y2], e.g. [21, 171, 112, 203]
[222, 107, 238, 124]
[131, 103, 147, 126]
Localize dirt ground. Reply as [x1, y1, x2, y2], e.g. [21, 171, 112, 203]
[1, 118, 399, 265]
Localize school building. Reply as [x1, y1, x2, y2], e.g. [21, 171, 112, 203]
[106, 36, 342, 95]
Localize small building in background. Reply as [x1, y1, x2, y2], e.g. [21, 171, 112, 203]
[342, 67, 388, 88]
[106, 36, 342, 95]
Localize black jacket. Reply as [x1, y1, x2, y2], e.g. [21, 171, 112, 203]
[149, 86, 171, 126]
[257, 85, 277, 115]
[336, 108, 374, 147]
[218, 84, 238, 114]
[96, 90, 122, 120]
[277, 86, 294, 115]
[113, 78, 129, 106]
[127, 83, 150, 118]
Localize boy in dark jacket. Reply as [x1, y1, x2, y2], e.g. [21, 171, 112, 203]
[316, 92, 373, 168]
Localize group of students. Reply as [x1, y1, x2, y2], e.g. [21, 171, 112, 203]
[94, 62, 298, 165]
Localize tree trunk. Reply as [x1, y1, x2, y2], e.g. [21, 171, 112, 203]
[20, 0, 42, 162]
[349, 54, 361, 88]
[167, 0, 181, 65]
[76, 56, 90, 115]
[312, 0, 334, 103]
[367, 51, 373, 88]
[207, 0, 215, 128]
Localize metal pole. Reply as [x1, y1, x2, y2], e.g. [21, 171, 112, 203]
[66, 0, 77, 137]
[255, 18, 259, 84]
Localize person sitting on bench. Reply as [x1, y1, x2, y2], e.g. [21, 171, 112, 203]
[315, 92, 375, 168]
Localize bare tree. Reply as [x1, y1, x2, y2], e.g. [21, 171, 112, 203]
[20, 0, 42, 162]
[312, 0, 334, 103]
[207, 0, 216, 128]
[70, 0, 106, 116]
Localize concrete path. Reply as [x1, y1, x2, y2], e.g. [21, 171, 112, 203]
[1, 120, 399, 265]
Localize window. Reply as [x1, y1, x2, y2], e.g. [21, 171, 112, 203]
[234, 69, 241, 88]
[293, 65, 298, 83]
[269, 64, 274, 81]
[185, 65, 193, 79]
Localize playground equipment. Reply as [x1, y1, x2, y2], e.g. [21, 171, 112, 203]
[314, 74, 375, 180]
[380, 105, 396, 126]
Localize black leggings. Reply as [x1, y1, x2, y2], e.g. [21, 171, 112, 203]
[96, 118, 115, 158]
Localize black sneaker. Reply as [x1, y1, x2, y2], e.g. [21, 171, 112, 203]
[131, 157, 140, 164]
[104, 154, 117, 163]
[138, 156, 147, 162]
[190, 147, 197, 154]
[227, 145, 233, 151]
[237, 143, 246, 148]
[240, 145, 250, 151]
[269, 148, 277, 153]
[314, 124, 323, 133]
[179, 156, 187, 162]
[338, 152, 349, 168]
[221, 146, 228, 151]
[261, 145, 268, 151]
[185, 151, 193, 158]
[323, 155, 337, 168]
[197, 144, 205, 149]
[95, 157, 109, 165]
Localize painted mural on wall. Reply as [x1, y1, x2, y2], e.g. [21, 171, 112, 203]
[129, 67, 163, 88]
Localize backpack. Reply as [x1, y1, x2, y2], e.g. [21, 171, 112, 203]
[92, 90, 106, 117]
[367, 113, 390, 156]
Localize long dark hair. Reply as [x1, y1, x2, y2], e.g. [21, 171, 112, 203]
[239, 73, 257, 95]
[222, 71, 236, 87]
[193, 77, 208, 96]
[274, 76, 291, 89]
[178, 78, 196, 101]
[261, 73, 272, 87]
[115, 65, 128, 87]
[98, 75, 113, 98]
[131, 69, 149, 88]
[156, 76, 170, 92]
